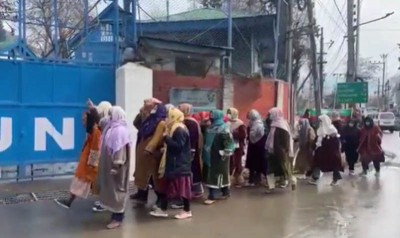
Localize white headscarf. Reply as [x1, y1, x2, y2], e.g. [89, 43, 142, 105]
[265, 107, 294, 157]
[97, 101, 112, 131]
[247, 109, 265, 143]
[97, 101, 112, 118]
[316, 114, 339, 148]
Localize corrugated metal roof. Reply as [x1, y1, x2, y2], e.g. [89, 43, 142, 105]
[149, 8, 262, 22]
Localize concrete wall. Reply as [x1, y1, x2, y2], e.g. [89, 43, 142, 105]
[116, 63, 153, 181]
[152, 70, 289, 122]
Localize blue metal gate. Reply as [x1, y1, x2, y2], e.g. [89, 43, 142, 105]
[0, 59, 115, 180]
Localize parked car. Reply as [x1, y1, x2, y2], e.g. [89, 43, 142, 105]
[376, 112, 396, 133]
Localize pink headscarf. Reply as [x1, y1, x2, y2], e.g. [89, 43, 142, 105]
[104, 106, 132, 156]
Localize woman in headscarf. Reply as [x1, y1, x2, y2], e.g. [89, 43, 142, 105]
[342, 119, 361, 175]
[357, 116, 384, 176]
[294, 118, 316, 179]
[194, 111, 211, 136]
[55, 107, 101, 208]
[203, 110, 235, 205]
[265, 107, 295, 192]
[87, 100, 112, 212]
[309, 114, 343, 186]
[331, 111, 343, 135]
[165, 104, 175, 112]
[131, 98, 167, 205]
[150, 108, 193, 219]
[98, 106, 132, 229]
[179, 103, 204, 198]
[226, 108, 247, 188]
[245, 109, 267, 186]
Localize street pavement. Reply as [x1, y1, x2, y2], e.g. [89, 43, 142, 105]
[0, 134, 400, 238]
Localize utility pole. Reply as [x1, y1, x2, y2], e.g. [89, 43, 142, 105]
[319, 27, 325, 105]
[306, 0, 321, 116]
[381, 54, 388, 109]
[347, 0, 356, 82]
[166, 0, 170, 21]
[286, 0, 294, 127]
[377, 77, 381, 108]
[355, 0, 361, 76]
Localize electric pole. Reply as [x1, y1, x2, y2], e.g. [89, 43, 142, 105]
[347, 0, 356, 82]
[381, 53, 388, 109]
[355, 0, 361, 76]
[287, 0, 294, 127]
[319, 27, 325, 105]
[306, 0, 321, 116]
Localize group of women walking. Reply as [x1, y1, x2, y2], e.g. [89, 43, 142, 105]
[54, 97, 385, 229]
[295, 112, 385, 186]
[55, 100, 132, 229]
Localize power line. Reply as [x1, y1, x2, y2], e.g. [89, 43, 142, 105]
[315, 0, 347, 34]
[333, 0, 347, 26]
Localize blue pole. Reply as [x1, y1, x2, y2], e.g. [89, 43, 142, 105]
[114, 0, 120, 66]
[227, 0, 232, 68]
[132, 0, 137, 47]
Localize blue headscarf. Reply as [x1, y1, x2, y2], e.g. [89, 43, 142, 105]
[137, 104, 167, 142]
[202, 110, 233, 166]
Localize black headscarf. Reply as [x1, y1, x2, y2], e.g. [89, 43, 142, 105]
[86, 107, 100, 134]
[363, 116, 374, 129]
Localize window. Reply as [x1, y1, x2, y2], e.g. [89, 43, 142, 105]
[88, 52, 93, 62]
[379, 113, 395, 120]
[175, 56, 208, 77]
[100, 24, 113, 42]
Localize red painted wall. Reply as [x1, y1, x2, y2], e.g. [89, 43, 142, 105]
[153, 70, 222, 105]
[233, 78, 278, 122]
[153, 70, 289, 122]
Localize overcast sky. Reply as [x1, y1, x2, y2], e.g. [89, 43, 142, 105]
[316, 0, 400, 92]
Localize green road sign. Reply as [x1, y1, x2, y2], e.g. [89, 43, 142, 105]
[336, 82, 368, 104]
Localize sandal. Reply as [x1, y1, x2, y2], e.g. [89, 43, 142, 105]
[107, 220, 121, 230]
[204, 199, 216, 205]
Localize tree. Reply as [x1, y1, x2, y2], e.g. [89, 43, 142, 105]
[357, 58, 381, 81]
[0, 1, 14, 42]
[4, 0, 97, 58]
[0, 21, 6, 42]
[197, 0, 277, 14]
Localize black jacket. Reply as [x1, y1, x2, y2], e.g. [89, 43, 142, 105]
[164, 127, 192, 178]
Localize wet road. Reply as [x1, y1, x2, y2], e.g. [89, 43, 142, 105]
[0, 134, 399, 238]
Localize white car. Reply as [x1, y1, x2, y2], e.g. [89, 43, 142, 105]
[377, 112, 396, 133]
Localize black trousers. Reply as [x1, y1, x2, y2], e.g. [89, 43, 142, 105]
[345, 151, 358, 171]
[159, 194, 190, 212]
[362, 160, 380, 172]
[111, 213, 124, 222]
[312, 168, 342, 181]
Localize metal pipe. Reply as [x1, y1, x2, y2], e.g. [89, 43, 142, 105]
[227, 0, 232, 68]
[273, 0, 282, 80]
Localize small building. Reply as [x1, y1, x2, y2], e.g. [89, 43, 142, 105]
[68, 4, 287, 78]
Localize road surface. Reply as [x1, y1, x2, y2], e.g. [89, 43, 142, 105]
[0, 134, 399, 238]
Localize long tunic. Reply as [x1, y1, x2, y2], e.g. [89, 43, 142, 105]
[358, 125, 384, 164]
[183, 118, 203, 187]
[204, 127, 234, 189]
[267, 128, 291, 180]
[294, 127, 315, 174]
[99, 145, 130, 213]
[313, 134, 344, 172]
[70, 127, 101, 199]
[230, 125, 247, 176]
[133, 113, 166, 191]
[246, 133, 267, 175]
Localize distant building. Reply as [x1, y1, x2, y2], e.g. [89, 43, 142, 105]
[68, 4, 288, 79]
